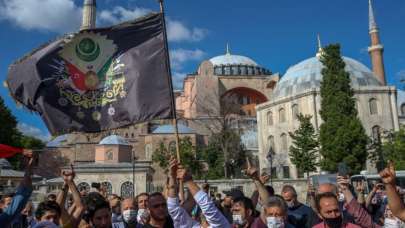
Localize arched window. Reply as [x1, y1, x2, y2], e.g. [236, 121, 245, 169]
[121, 181, 134, 198]
[369, 98, 378, 115]
[280, 133, 288, 151]
[77, 182, 90, 192]
[401, 103, 405, 115]
[145, 144, 153, 160]
[232, 66, 238, 75]
[292, 104, 299, 120]
[125, 133, 129, 138]
[101, 182, 113, 195]
[279, 108, 286, 123]
[224, 66, 231, 75]
[267, 111, 273, 126]
[268, 136, 275, 152]
[240, 66, 247, 75]
[372, 125, 381, 143]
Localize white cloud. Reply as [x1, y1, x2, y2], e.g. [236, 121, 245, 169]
[17, 123, 51, 142]
[98, 6, 208, 42]
[0, 0, 82, 33]
[170, 48, 205, 70]
[99, 6, 151, 25]
[166, 19, 208, 42]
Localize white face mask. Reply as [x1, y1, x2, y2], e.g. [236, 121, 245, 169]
[122, 209, 137, 223]
[384, 218, 401, 228]
[338, 193, 345, 202]
[232, 214, 246, 225]
[266, 216, 284, 228]
[137, 209, 149, 224]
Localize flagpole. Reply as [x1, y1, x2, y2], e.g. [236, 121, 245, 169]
[159, 0, 181, 163]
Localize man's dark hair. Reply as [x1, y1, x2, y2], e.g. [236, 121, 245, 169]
[148, 192, 164, 201]
[281, 185, 297, 197]
[264, 195, 287, 215]
[47, 194, 57, 201]
[35, 200, 61, 220]
[83, 192, 110, 221]
[233, 196, 254, 212]
[315, 192, 338, 212]
[136, 192, 149, 199]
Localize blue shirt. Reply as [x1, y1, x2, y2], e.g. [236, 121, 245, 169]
[0, 185, 33, 227]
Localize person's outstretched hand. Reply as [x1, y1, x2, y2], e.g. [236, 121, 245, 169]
[380, 161, 396, 186]
[22, 149, 34, 169]
[169, 156, 178, 179]
[337, 175, 350, 192]
[176, 165, 193, 183]
[245, 158, 259, 181]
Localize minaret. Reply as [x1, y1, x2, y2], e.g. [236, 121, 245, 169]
[316, 34, 324, 58]
[368, 0, 386, 85]
[80, 0, 96, 30]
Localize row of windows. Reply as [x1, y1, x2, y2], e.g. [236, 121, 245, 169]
[214, 65, 270, 76]
[267, 98, 382, 126]
[77, 181, 134, 198]
[267, 104, 299, 126]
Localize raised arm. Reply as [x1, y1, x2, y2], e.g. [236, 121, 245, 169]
[380, 162, 405, 221]
[337, 176, 381, 228]
[0, 150, 33, 226]
[245, 158, 270, 205]
[65, 165, 84, 226]
[177, 166, 231, 228]
[166, 158, 198, 228]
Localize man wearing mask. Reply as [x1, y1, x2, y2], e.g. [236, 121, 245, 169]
[231, 196, 255, 228]
[113, 198, 138, 228]
[281, 185, 314, 228]
[136, 193, 149, 225]
[313, 192, 360, 228]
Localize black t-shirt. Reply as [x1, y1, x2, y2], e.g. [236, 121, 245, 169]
[140, 217, 174, 228]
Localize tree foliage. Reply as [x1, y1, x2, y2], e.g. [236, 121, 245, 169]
[199, 130, 248, 179]
[0, 96, 21, 147]
[152, 137, 202, 177]
[289, 114, 319, 177]
[319, 44, 369, 174]
[369, 128, 405, 170]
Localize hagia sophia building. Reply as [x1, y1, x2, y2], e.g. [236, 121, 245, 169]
[37, 0, 405, 196]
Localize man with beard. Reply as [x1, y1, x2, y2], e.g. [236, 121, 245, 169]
[231, 197, 255, 228]
[142, 193, 173, 228]
[313, 192, 360, 228]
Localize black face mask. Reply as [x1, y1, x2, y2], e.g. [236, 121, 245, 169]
[324, 216, 342, 228]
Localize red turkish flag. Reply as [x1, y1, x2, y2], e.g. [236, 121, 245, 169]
[0, 144, 24, 158]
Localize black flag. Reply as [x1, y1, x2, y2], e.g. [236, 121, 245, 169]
[7, 13, 174, 135]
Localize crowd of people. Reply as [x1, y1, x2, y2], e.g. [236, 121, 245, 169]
[0, 151, 405, 228]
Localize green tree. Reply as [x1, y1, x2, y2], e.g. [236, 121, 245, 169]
[319, 44, 369, 174]
[0, 96, 21, 147]
[370, 128, 405, 170]
[152, 137, 202, 177]
[288, 114, 319, 178]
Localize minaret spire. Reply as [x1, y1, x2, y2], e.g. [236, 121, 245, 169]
[368, 0, 386, 85]
[226, 43, 231, 55]
[80, 0, 97, 30]
[316, 34, 324, 58]
[369, 0, 378, 32]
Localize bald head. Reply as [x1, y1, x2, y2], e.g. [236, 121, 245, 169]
[121, 198, 136, 212]
[317, 183, 337, 194]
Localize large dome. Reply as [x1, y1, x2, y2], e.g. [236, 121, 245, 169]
[210, 53, 259, 67]
[273, 56, 382, 99]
